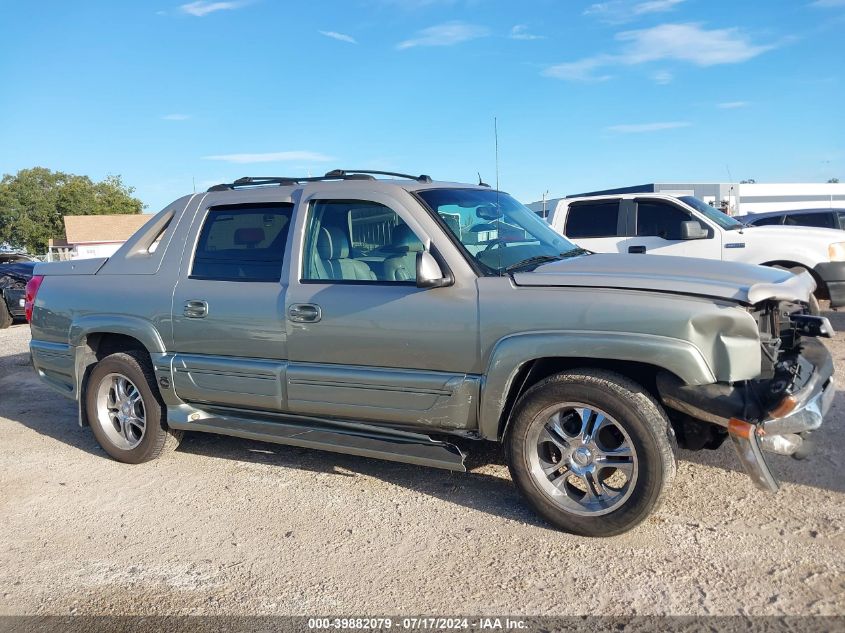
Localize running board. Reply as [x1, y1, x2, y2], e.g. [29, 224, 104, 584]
[167, 406, 467, 472]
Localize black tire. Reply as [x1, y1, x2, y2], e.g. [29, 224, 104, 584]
[84, 350, 182, 464]
[505, 369, 676, 537]
[0, 296, 12, 329]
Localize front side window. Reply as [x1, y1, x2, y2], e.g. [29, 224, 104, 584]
[785, 212, 835, 229]
[636, 200, 704, 241]
[566, 202, 620, 238]
[191, 204, 293, 281]
[301, 200, 423, 283]
[417, 188, 581, 275]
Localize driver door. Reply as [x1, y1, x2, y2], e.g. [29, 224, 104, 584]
[284, 189, 480, 428]
[622, 198, 719, 258]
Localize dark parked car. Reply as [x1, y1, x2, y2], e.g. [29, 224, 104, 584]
[0, 253, 36, 328]
[736, 208, 845, 230]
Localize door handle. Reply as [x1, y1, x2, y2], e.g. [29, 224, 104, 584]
[288, 303, 322, 323]
[628, 245, 647, 254]
[183, 300, 208, 318]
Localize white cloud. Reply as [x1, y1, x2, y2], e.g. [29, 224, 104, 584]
[397, 22, 490, 49]
[509, 25, 545, 41]
[161, 113, 191, 121]
[651, 70, 673, 84]
[633, 0, 685, 15]
[585, 0, 684, 23]
[717, 101, 749, 109]
[543, 55, 615, 81]
[606, 121, 691, 133]
[202, 151, 334, 164]
[180, 1, 245, 17]
[617, 23, 775, 66]
[545, 23, 774, 81]
[319, 30, 357, 44]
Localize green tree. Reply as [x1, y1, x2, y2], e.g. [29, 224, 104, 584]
[0, 167, 144, 254]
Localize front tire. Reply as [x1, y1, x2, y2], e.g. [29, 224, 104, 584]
[506, 369, 676, 537]
[85, 351, 182, 463]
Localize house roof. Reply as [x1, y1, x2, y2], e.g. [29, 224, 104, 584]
[63, 214, 151, 245]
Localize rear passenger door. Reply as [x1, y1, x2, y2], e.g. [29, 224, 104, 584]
[170, 199, 294, 411]
[561, 200, 626, 253]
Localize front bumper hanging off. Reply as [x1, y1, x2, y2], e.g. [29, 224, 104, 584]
[729, 366, 835, 491]
[657, 338, 835, 492]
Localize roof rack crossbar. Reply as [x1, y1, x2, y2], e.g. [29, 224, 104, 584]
[206, 169, 432, 192]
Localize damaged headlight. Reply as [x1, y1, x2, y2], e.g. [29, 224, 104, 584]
[828, 242, 845, 262]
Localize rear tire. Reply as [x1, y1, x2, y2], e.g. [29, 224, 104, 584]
[85, 350, 182, 463]
[0, 297, 12, 329]
[505, 369, 676, 537]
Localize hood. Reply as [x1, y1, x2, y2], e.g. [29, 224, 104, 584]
[512, 253, 815, 305]
[740, 224, 845, 242]
[0, 261, 36, 284]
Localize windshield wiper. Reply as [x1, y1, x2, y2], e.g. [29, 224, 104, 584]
[504, 254, 567, 273]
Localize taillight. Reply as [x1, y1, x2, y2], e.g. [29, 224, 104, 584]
[24, 275, 44, 322]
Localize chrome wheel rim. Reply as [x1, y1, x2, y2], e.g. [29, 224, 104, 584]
[95, 373, 146, 450]
[527, 402, 638, 517]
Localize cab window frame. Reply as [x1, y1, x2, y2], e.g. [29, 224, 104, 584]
[299, 198, 425, 286]
[189, 202, 294, 283]
[633, 197, 714, 241]
[565, 200, 624, 238]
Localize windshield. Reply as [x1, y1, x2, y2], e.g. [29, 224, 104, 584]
[679, 196, 744, 230]
[417, 188, 583, 275]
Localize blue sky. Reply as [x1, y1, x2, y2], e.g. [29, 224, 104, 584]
[1, 0, 843, 212]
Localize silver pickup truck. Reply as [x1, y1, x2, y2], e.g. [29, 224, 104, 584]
[26, 170, 835, 536]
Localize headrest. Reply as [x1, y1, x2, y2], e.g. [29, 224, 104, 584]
[390, 224, 424, 252]
[234, 227, 265, 246]
[317, 226, 350, 260]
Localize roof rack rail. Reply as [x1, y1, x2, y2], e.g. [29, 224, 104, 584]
[325, 169, 433, 183]
[207, 169, 432, 192]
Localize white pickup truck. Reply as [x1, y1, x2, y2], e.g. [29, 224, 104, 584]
[531, 193, 845, 313]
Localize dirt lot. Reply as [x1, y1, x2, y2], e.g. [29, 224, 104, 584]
[1, 320, 844, 618]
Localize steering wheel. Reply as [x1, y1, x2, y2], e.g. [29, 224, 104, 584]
[482, 238, 509, 253]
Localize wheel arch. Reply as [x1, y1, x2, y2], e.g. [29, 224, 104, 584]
[760, 260, 826, 296]
[478, 332, 715, 441]
[71, 316, 165, 427]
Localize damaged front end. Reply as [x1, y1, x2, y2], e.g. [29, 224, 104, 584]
[658, 285, 836, 492]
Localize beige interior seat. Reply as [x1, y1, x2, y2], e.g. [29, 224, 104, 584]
[315, 226, 375, 281]
[383, 224, 423, 281]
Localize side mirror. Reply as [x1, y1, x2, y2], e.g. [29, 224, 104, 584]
[416, 251, 451, 288]
[680, 221, 708, 240]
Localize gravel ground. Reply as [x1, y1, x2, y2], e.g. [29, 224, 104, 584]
[1, 319, 844, 617]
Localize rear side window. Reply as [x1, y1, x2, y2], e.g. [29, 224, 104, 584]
[191, 203, 293, 281]
[837, 212, 845, 230]
[636, 200, 700, 240]
[565, 202, 620, 238]
[784, 212, 835, 229]
[750, 215, 784, 226]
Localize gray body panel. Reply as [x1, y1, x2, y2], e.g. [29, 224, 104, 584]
[27, 176, 808, 451]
